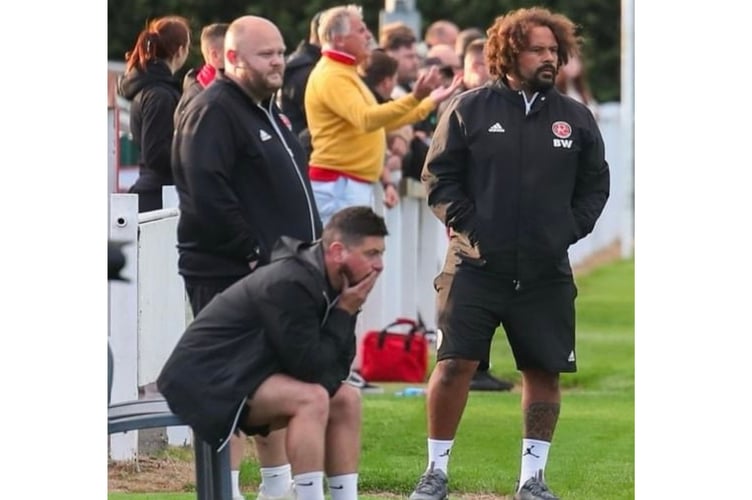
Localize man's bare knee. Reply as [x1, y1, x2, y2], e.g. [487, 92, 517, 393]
[329, 384, 361, 421]
[435, 358, 478, 384]
[297, 384, 330, 421]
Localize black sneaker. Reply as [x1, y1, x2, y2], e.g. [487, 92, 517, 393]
[469, 370, 514, 391]
[514, 470, 559, 500]
[409, 463, 448, 500]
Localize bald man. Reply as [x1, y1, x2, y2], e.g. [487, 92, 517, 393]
[424, 20, 459, 48]
[171, 15, 323, 500]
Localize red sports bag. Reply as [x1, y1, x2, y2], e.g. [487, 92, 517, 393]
[360, 317, 429, 383]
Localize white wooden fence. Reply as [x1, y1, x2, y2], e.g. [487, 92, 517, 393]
[107, 101, 633, 461]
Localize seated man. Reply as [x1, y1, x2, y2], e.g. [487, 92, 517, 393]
[157, 206, 388, 500]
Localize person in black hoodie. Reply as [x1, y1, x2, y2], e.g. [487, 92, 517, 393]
[409, 8, 609, 500]
[278, 11, 323, 136]
[118, 15, 190, 212]
[157, 206, 388, 500]
[171, 15, 323, 500]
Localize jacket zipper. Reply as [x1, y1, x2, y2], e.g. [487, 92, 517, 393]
[513, 91, 541, 292]
[259, 101, 318, 241]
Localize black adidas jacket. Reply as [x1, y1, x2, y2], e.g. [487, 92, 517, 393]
[423, 78, 610, 284]
[172, 74, 322, 279]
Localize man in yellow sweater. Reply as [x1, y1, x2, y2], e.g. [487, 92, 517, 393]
[305, 4, 461, 224]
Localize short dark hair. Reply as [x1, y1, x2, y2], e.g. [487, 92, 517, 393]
[379, 22, 417, 51]
[361, 49, 399, 87]
[464, 38, 486, 61]
[455, 27, 485, 59]
[322, 206, 388, 247]
[201, 22, 229, 42]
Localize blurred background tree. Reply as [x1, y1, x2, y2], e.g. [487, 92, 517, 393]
[108, 0, 621, 102]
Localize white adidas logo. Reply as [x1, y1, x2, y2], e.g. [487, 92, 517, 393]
[568, 350, 576, 362]
[488, 122, 505, 133]
[259, 129, 272, 141]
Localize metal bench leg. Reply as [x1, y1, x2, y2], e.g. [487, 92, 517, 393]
[193, 435, 232, 500]
[194, 438, 216, 500]
[213, 444, 232, 500]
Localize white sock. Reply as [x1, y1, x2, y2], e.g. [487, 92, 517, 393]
[260, 464, 292, 496]
[293, 471, 325, 500]
[231, 470, 243, 498]
[427, 438, 454, 474]
[518, 438, 551, 490]
[327, 472, 358, 500]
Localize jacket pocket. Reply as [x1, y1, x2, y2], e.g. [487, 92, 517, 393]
[568, 210, 581, 245]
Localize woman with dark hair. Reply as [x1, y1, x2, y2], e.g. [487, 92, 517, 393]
[118, 16, 191, 212]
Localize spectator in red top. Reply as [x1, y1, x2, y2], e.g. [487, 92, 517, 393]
[175, 22, 229, 119]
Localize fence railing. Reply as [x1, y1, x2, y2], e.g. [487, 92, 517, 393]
[109, 194, 191, 460]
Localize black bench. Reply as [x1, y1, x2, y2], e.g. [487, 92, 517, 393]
[108, 398, 232, 499]
[108, 241, 232, 499]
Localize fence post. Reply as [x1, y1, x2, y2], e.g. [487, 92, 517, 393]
[108, 107, 118, 194]
[109, 194, 139, 460]
[137, 208, 192, 447]
[620, 0, 635, 259]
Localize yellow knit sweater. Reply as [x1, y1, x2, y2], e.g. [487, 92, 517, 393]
[305, 54, 436, 183]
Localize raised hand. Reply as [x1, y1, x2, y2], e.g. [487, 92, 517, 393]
[412, 66, 442, 100]
[429, 73, 464, 104]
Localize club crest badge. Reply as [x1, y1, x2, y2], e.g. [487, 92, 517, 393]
[551, 121, 572, 139]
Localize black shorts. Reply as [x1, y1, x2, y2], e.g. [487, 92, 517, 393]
[434, 266, 578, 373]
[237, 402, 271, 438]
[184, 276, 240, 316]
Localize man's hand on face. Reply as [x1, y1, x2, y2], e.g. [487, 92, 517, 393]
[336, 269, 381, 315]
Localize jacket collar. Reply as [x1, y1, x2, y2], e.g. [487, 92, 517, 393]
[490, 77, 557, 114]
[322, 49, 357, 66]
[270, 237, 336, 295]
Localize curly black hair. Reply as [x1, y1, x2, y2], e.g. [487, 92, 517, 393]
[485, 7, 582, 80]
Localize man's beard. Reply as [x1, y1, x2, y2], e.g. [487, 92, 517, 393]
[528, 64, 557, 92]
[240, 72, 282, 99]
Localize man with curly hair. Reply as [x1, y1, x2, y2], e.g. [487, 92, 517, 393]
[408, 8, 609, 500]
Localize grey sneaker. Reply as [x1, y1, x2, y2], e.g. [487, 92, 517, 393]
[409, 463, 448, 500]
[256, 482, 295, 500]
[514, 470, 559, 500]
